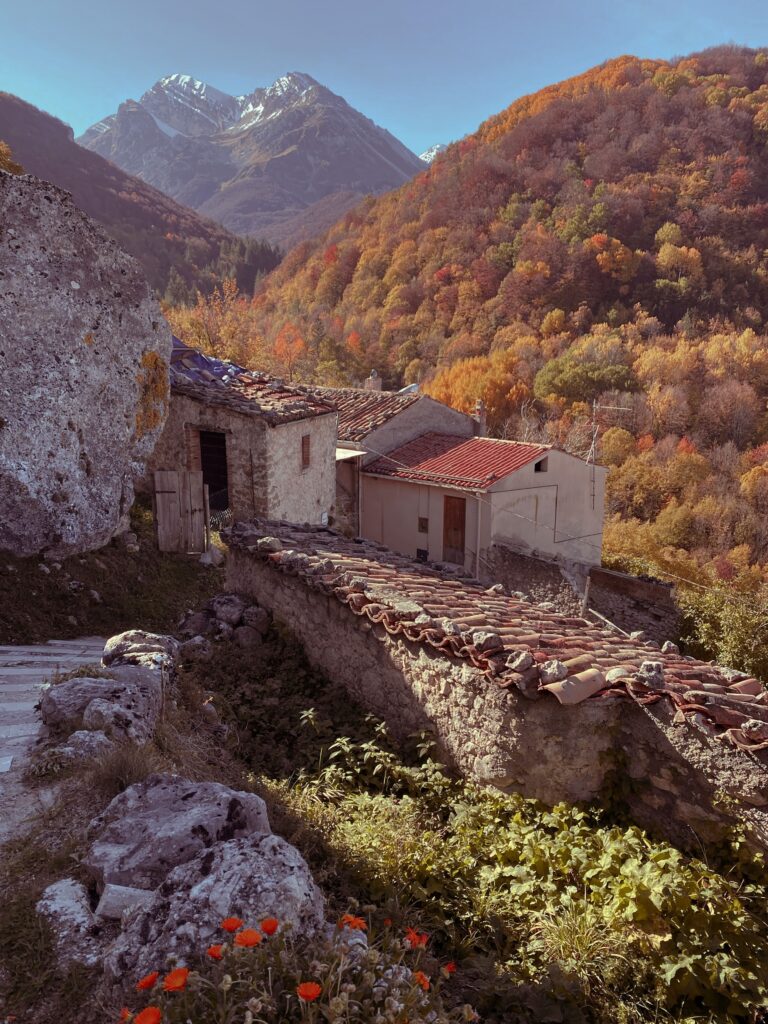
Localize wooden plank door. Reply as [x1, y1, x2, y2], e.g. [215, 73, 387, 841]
[155, 470, 182, 552]
[443, 495, 466, 565]
[187, 472, 206, 553]
[154, 470, 208, 553]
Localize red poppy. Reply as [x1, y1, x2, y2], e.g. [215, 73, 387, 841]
[134, 1010, 162, 1024]
[413, 970, 430, 991]
[136, 971, 159, 991]
[296, 981, 322, 1002]
[260, 917, 279, 936]
[162, 967, 189, 992]
[207, 944, 224, 960]
[118, 1010, 131, 1023]
[443, 961, 457, 975]
[220, 916, 244, 932]
[404, 927, 428, 949]
[234, 928, 262, 948]
[339, 913, 367, 931]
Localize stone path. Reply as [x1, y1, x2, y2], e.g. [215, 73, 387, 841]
[0, 637, 105, 843]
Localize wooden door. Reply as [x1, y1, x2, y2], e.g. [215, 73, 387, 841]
[154, 470, 208, 553]
[443, 495, 466, 565]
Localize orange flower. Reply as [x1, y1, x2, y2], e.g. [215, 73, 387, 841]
[136, 971, 159, 991]
[207, 944, 224, 960]
[296, 981, 322, 1002]
[383, 917, 393, 926]
[260, 917, 279, 936]
[220, 916, 244, 932]
[413, 970, 430, 991]
[234, 928, 263, 947]
[339, 913, 367, 931]
[163, 967, 190, 992]
[443, 961, 457, 975]
[404, 927, 428, 949]
[134, 1009, 162, 1024]
[118, 1010, 131, 1023]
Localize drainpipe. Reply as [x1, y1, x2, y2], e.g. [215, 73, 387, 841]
[357, 458, 363, 537]
[475, 492, 482, 579]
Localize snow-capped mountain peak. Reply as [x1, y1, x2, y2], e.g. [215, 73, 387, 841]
[419, 143, 447, 164]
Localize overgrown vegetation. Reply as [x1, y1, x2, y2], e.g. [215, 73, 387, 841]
[183, 629, 768, 1023]
[0, 500, 223, 644]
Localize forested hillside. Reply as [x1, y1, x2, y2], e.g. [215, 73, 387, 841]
[0, 93, 280, 298]
[168, 47, 768, 669]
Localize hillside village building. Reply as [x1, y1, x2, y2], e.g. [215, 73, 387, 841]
[145, 340, 337, 525]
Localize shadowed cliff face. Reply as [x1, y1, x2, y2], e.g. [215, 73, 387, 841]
[77, 72, 425, 247]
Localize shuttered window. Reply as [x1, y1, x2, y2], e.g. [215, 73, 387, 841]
[301, 433, 311, 469]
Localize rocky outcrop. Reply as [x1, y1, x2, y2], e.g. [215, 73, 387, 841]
[83, 773, 271, 889]
[0, 172, 171, 557]
[104, 833, 325, 980]
[37, 879, 105, 968]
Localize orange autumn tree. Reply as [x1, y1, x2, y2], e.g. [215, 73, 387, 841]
[273, 322, 308, 381]
[426, 349, 530, 434]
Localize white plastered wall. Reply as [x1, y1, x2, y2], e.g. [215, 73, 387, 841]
[265, 412, 337, 525]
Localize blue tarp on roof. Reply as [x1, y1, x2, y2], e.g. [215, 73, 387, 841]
[171, 336, 246, 385]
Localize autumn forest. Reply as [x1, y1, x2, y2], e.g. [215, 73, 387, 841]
[166, 46, 768, 673]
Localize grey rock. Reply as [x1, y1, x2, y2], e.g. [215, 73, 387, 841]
[470, 630, 504, 654]
[199, 545, 225, 568]
[115, 531, 140, 552]
[605, 666, 634, 684]
[0, 174, 171, 558]
[102, 629, 180, 669]
[208, 593, 247, 626]
[179, 636, 212, 663]
[103, 833, 324, 981]
[95, 883, 154, 921]
[661, 641, 680, 655]
[537, 602, 557, 612]
[539, 660, 568, 685]
[234, 625, 263, 649]
[630, 630, 646, 641]
[507, 650, 534, 673]
[50, 729, 114, 766]
[242, 605, 270, 634]
[89, 589, 102, 603]
[36, 879, 104, 968]
[256, 536, 283, 552]
[178, 609, 215, 638]
[41, 665, 163, 743]
[213, 621, 234, 641]
[84, 773, 271, 890]
[637, 660, 665, 688]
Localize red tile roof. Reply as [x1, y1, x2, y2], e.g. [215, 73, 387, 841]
[364, 433, 550, 489]
[299, 386, 421, 442]
[224, 520, 768, 755]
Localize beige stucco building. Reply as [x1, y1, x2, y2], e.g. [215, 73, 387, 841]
[361, 433, 607, 574]
[145, 341, 337, 526]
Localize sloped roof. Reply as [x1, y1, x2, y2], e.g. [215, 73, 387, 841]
[299, 385, 421, 442]
[364, 433, 550, 490]
[170, 338, 334, 425]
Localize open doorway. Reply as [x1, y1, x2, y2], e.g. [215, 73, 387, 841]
[199, 430, 229, 511]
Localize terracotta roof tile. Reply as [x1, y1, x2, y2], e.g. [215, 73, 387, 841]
[298, 385, 421, 442]
[224, 520, 768, 754]
[364, 433, 550, 489]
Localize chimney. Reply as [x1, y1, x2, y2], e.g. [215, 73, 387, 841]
[474, 398, 486, 437]
[364, 369, 383, 392]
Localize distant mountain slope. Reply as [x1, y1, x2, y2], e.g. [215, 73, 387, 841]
[249, 47, 768, 384]
[78, 72, 424, 246]
[0, 92, 280, 298]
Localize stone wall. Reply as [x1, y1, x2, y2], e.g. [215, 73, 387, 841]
[225, 528, 768, 854]
[589, 567, 681, 644]
[482, 546, 583, 615]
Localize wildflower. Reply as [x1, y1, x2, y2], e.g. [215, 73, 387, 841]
[136, 971, 159, 991]
[220, 974, 233, 992]
[339, 913, 367, 931]
[134, 1009, 162, 1024]
[383, 917, 393, 926]
[404, 927, 428, 949]
[260, 917, 279, 936]
[443, 961, 457, 976]
[413, 971, 430, 991]
[163, 967, 190, 992]
[234, 928, 263, 947]
[207, 944, 224, 960]
[221, 916, 244, 932]
[118, 1010, 131, 1023]
[296, 981, 322, 1002]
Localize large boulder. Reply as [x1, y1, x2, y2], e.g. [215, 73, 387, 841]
[0, 172, 172, 557]
[83, 773, 271, 890]
[36, 879, 106, 968]
[102, 630, 180, 673]
[104, 833, 325, 981]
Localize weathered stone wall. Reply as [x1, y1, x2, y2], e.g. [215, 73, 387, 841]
[589, 568, 681, 644]
[144, 394, 269, 520]
[482, 545, 583, 615]
[227, 543, 768, 853]
[0, 172, 172, 556]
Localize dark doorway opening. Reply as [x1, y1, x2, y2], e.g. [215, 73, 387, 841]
[199, 430, 229, 510]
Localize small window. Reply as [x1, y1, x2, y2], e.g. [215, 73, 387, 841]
[534, 457, 548, 473]
[418, 516, 429, 534]
[416, 548, 429, 562]
[301, 433, 311, 469]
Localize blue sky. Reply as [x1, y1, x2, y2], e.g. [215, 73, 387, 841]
[4, 0, 767, 153]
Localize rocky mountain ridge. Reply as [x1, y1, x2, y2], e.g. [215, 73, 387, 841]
[78, 71, 425, 246]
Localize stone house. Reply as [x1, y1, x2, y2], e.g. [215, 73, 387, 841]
[301, 383, 478, 534]
[145, 340, 337, 525]
[361, 432, 607, 575]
